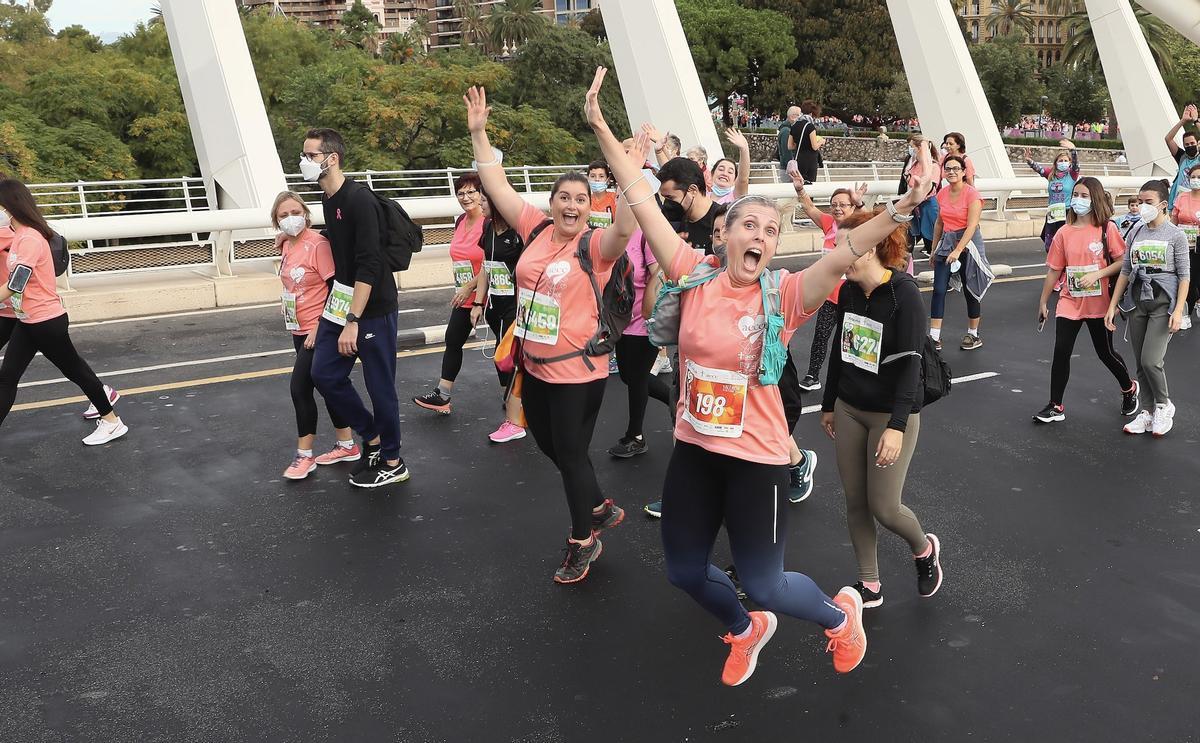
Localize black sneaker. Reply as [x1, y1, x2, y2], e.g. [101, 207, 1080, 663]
[554, 537, 602, 584]
[915, 534, 943, 598]
[349, 457, 410, 488]
[412, 390, 451, 415]
[798, 374, 821, 392]
[723, 564, 748, 601]
[352, 444, 381, 475]
[1121, 380, 1139, 417]
[1033, 402, 1065, 424]
[960, 333, 983, 351]
[851, 581, 884, 609]
[591, 498, 626, 532]
[643, 500, 662, 518]
[607, 436, 648, 458]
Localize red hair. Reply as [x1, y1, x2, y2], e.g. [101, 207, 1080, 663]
[838, 211, 908, 270]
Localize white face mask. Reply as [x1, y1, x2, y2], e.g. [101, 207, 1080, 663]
[279, 214, 306, 237]
[1138, 202, 1161, 222]
[299, 155, 328, 183]
[1056, 161, 1070, 173]
[0, 209, 9, 229]
[1190, 178, 1200, 191]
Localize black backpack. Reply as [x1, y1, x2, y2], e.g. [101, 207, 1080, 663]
[920, 335, 952, 406]
[49, 232, 69, 276]
[522, 220, 635, 370]
[368, 188, 423, 272]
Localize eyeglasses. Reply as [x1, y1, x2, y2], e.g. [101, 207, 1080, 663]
[943, 167, 963, 173]
[301, 151, 330, 161]
[456, 189, 479, 198]
[829, 201, 853, 209]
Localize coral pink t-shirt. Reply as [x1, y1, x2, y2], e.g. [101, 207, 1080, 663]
[449, 213, 486, 287]
[936, 184, 982, 232]
[514, 203, 616, 384]
[816, 213, 844, 303]
[6, 226, 65, 324]
[622, 230, 657, 337]
[1046, 221, 1126, 320]
[0, 226, 15, 319]
[1171, 190, 1200, 236]
[906, 159, 941, 195]
[669, 245, 816, 465]
[279, 228, 336, 336]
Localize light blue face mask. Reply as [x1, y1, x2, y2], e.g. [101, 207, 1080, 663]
[1071, 198, 1092, 216]
[588, 180, 608, 193]
[1056, 161, 1070, 173]
[711, 184, 733, 198]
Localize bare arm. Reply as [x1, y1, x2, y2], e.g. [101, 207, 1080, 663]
[793, 180, 824, 224]
[464, 87, 526, 230]
[727, 127, 751, 198]
[1166, 118, 1187, 156]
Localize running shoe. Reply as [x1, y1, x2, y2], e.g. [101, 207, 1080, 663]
[798, 374, 821, 392]
[723, 564, 748, 600]
[412, 390, 451, 415]
[960, 333, 983, 351]
[1151, 401, 1176, 438]
[1182, 314, 1193, 331]
[851, 582, 884, 609]
[643, 500, 662, 518]
[658, 353, 673, 375]
[349, 457, 410, 488]
[1123, 410, 1153, 435]
[353, 444, 381, 475]
[1120, 381, 1140, 417]
[608, 354, 620, 374]
[932, 337, 943, 353]
[824, 587, 867, 674]
[315, 442, 361, 465]
[591, 499, 626, 532]
[488, 420, 527, 443]
[82, 385, 120, 420]
[915, 534, 943, 597]
[720, 611, 778, 687]
[554, 536, 602, 584]
[82, 417, 128, 446]
[788, 449, 818, 504]
[1033, 403, 1065, 424]
[607, 436, 648, 458]
[283, 455, 317, 480]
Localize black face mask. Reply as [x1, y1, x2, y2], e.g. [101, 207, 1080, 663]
[661, 198, 685, 223]
[1186, 145, 1198, 158]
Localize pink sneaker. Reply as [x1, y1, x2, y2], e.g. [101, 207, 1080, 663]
[283, 455, 317, 480]
[488, 420, 527, 443]
[82, 385, 120, 420]
[315, 442, 361, 465]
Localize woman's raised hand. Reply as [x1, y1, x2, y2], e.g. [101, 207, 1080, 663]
[464, 86, 491, 134]
[584, 66, 609, 131]
[724, 127, 748, 151]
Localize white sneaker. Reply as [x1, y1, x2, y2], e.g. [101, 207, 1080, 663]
[1123, 410, 1153, 435]
[1151, 401, 1176, 438]
[82, 385, 120, 419]
[1182, 314, 1193, 331]
[83, 417, 128, 446]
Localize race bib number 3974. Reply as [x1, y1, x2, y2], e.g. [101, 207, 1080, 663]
[321, 280, 354, 326]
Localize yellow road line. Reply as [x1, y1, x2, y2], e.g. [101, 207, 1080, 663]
[11, 342, 487, 413]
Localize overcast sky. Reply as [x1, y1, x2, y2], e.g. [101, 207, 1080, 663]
[45, 0, 155, 42]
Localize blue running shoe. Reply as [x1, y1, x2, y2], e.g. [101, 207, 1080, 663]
[788, 449, 817, 503]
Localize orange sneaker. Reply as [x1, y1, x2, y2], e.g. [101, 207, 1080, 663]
[824, 587, 867, 674]
[720, 611, 778, 686]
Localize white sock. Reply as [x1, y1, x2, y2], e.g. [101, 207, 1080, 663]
[968, 328, 979, 338]
[337, 439, 355, 449]
[930, 327, 941, 341]
[297, 448, 313, 458]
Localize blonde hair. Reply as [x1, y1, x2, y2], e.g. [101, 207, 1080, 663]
[270, 190, 312, 229]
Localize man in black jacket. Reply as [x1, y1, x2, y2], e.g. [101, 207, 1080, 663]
[301, 127, 408, 488]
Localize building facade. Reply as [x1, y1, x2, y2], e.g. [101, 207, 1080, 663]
[957, 0, 1067, 67]
[428, 0, 597, 50]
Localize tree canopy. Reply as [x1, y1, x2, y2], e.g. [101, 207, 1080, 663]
[969, 32, 1044, 128]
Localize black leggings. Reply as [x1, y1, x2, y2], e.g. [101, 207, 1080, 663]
[0, 316, 14, 350]
[1049, 316, 1133, 406]
[1188, 249, 1199, 313]
[440, 305, 474, 382]
[614, 333, 671, 439]
[0, 314, 111, 424]
[291, 333, 349, 438]
[779, 351, 803, 434]
[806, 300, 838, 379]
[485, 301, 517, 389]
[521, 373, 607, 541]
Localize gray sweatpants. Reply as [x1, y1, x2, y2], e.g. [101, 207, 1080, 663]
[1127, 286, 1173, 406]
[833, 399, 927, 584]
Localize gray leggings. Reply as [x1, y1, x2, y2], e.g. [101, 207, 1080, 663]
[833, 399, 927, 583]
[1127, 286, 1173, 406]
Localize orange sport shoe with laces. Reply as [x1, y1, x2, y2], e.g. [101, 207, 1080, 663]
[720, 611, 778, 686]
[825, 587, 867, 674]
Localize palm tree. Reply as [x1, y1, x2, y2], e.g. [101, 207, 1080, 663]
[487, 0, 547, 53]
[454, 0, 490, 52]
[1061, 7, 1173, 75]
[1045, 0, 1082, 15]
[985, 0, 1037, 39]
[149, 2, 163, 26]
[408, 14, 431, 54]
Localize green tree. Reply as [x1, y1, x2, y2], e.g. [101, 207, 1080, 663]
[505, 24, 627, 155]
[580, 7, 605, 41]
[454, 0, 490, 53]
[969, 32, 1043, 127]
[0, 0, 52, 42]
[744, 0, 904, 125]
[0, 120, 38, 180]
[985, 0, 1036, 39]
[1162, 27, 1200, 111]
[676, 0, 795, 125]
[488, 0, 547, 53]
[1062, 7, 1172, 75]
[340, 0, 381, 52]
[1041, 64, 1108, 135]
[56, 24, 103, 52]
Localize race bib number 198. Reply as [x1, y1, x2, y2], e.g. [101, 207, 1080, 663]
[682, 361, 747, 438]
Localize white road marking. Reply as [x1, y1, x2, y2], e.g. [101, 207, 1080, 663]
[71, 305, 423, 328]
[1010, 263, 1048, 270]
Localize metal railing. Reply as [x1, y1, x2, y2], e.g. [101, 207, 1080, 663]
[46, 175, 1152, 290]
